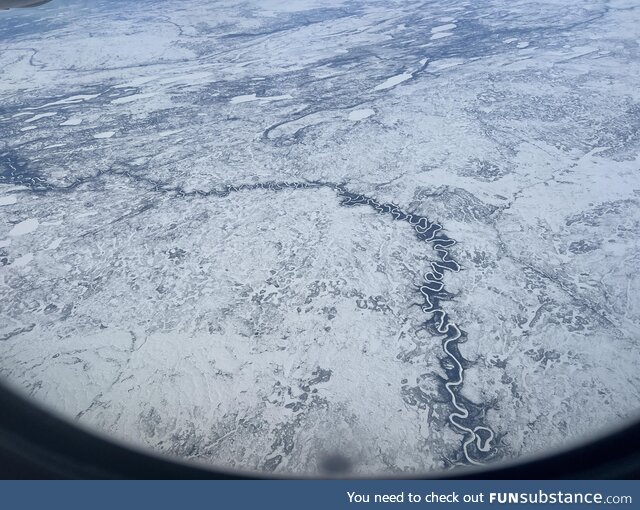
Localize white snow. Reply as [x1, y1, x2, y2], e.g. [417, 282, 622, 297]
[373, 72, 413, 91]
[1, 0, 640, 478]
[13, 253, 34, 267]
[158, 129, 185, 138]
[429, 58, 465, 71]
[46, 238, 63, 250]
[28, 94, 100, 110]
[114, 76, 159, 88]
[111, 92, 159, 105]
[348, 108, 375, 121]
[93, 131, 115, 139]
[431, 32, 453, 40]
[263, 94, 292, 102]
[25, 112, 57, 123]
[431, 23, 457, 33]
[231, 94, 258, 104]
[567, 46, 599, 58]
[9, 218, 39, 236]
[0, 195, 17, 206]
[60, 117, 83, 126]
[230, 94, 292, 104]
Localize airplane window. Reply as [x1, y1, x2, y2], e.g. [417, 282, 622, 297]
[1, 0, 638, 477]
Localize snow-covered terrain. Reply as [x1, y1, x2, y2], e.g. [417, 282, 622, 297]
[1, 0, 639, 475]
